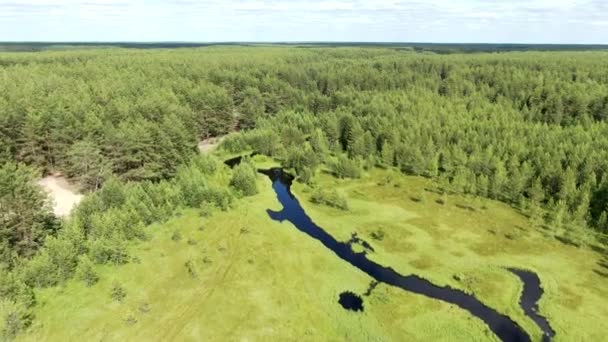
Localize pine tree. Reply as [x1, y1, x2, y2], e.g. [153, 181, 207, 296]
[66, 140, 111, 191]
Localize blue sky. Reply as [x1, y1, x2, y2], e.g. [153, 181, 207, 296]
[0, 0, 606, 43]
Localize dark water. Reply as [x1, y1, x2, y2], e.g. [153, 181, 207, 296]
[339, 292, 364, 311]
[259, 168, 532, 342]
[507, 269, 555, 341]
[224, 152, 258, 168]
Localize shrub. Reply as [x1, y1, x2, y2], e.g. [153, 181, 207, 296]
[171, 231, 182, 242]
[89, 209, 145, 242]
[330, 155, 361, 179]
[310, 189, 349, 211]
[22, 235, 79, 288]
[243, 129, 281, 156]
[192, 154, 218, 175]
[0, 271, 35, 310]
[88, 237, 129, 265]
[370, 229, 386, 241]
[220, 133, 249, 153]
[0, 300, 32, 340]
[199, 204, 215, 218]
[230, 162, 258, 196]
[184, 260, 198, 278]
[297, 167, 314, 185]
[75, 255, 99, 287]
[110, 281, 126, 302]
[201, 185, 233, 210]
[98, 177, 126, 210]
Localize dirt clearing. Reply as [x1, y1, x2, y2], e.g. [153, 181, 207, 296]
[37, 176, 83, 217]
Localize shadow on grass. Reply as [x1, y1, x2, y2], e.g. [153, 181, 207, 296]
[589, 244, 606, 254]
[455, 203, 477, 212]
[593, 269, 608, 278]
[423, 187, 443, 195]
[554, 235, 581, 248]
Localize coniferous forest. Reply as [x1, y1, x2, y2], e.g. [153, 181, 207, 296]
[1, 46, 608, 341]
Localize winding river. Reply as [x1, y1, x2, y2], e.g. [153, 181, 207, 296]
[507, 269, 555, 341]
[259, 168, 532, 342]
[225, 155, 554, 341]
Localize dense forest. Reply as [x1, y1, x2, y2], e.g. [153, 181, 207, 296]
[1, 46, 608, 338]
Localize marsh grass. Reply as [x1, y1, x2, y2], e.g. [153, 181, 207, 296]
[17, 169, 608, 342]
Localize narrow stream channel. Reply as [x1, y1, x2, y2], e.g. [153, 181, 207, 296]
[507, 269, 555, 341]
[258, 167, 532, 342]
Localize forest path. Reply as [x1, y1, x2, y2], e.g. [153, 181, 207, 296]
[37, 175, 83, 217]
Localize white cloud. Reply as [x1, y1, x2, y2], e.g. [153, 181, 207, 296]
[0, 0, 606, 43]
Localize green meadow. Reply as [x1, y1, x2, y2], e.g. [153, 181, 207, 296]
[15, 160, 608, 341]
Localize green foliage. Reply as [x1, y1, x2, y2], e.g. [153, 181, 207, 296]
[110, 281, 127, 302]
[184, 259, 198, 279]
[171, 231, 182, 242]
[243, 129, 281, 156]
[370, 229, 386, 241]
[64, 140, 111, 191]
[88, 237, 130, 265]
[4, 46, 608, 340]
[220, 133, 250, 153]
[0, 299, 32, 340]
[0, 163, 56, 260]
[284, 143, 319, 180]
[75, 255, 98, 287]
[297, 167, 315, 185]
[230, 162, 258, 197]
[310, 188, 349, 211]
[22, 234, 80, 288]
[329, 155, 361, 179]
[191, 154, 218, 175]
[0, 270, 35, 309]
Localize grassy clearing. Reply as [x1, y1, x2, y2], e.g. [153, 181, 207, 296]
[17, 166, 607, 341]
[293, 168, 608, 341]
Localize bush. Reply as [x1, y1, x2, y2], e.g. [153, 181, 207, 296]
[220, 133, 250, 153]
[192, 154, 218, 175]
[330, 155, 361, 179]
[297, 167, 314, 185]
[230, 163, 258, 196]
[370, 229, 386, 241]
[98, 177, 126, 210]
[89, 208, 145, 242]
[0, 300, 32, 340]
[88, 237, 129, 265]
[110, 281, 126, 302]
[201, 185, 233, 210]
[184, 260, 198, 278]
[171, 231, 182, 242]
[0, 271, 35, 310]
[22, 235, 80, 288]
[310, 189, 349, 211]
[243, 129, 281, 156]
[75, 255, 99, 287]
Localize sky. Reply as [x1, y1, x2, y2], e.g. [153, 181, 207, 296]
[0, 0, 606, 43]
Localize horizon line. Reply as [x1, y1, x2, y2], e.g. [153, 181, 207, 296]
[1, 41, 608, 46]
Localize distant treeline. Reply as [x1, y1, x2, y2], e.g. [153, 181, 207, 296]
[1, 42, 607, 53]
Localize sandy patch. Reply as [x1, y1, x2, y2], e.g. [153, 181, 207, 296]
[37, 176, 83, 217]
[198, 136, 224, 153]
